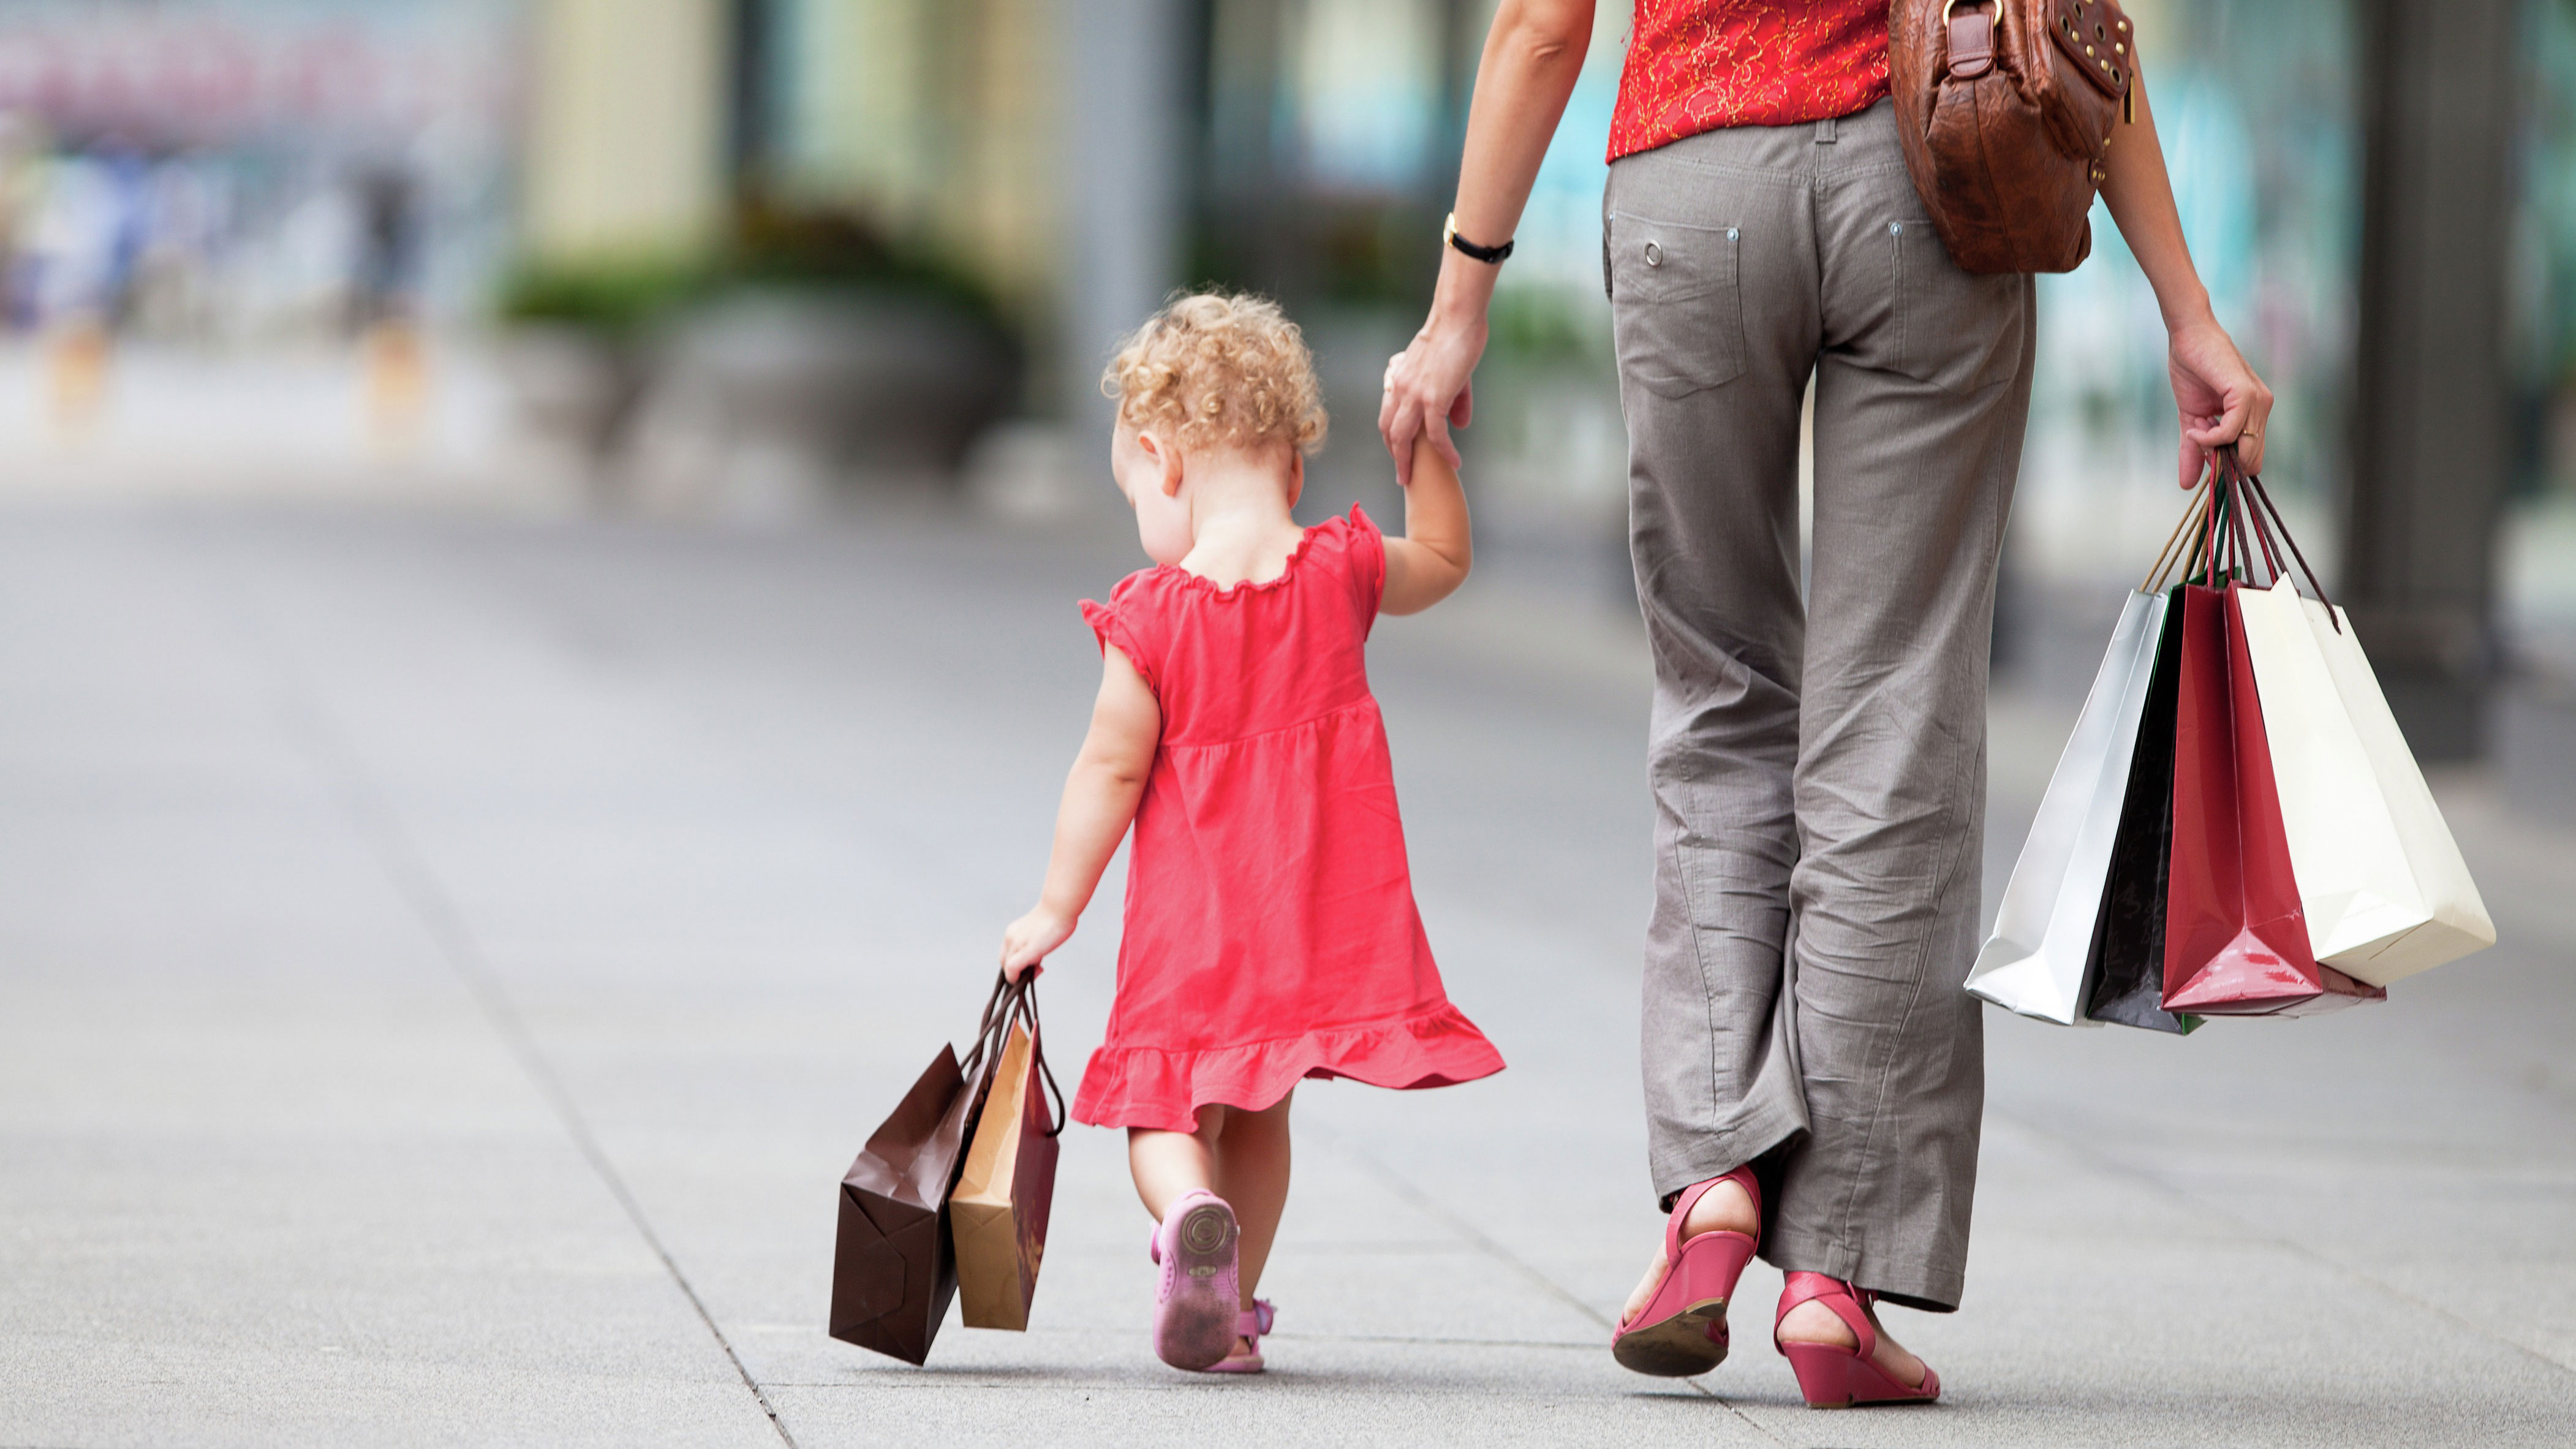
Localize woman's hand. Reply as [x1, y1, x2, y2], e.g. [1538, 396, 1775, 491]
[999, 904, 1073, 983]
[1379, 311, 1488, 486]
[2167, 312, 2274, 486]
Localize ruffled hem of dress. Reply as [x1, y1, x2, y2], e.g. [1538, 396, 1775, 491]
[1070, 1001, 1505, 1132]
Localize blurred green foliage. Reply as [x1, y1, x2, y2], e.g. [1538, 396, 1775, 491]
[498, 255, 708, 335]
[499, 199, 1015, 341]
[1486, 284, 1606, 368]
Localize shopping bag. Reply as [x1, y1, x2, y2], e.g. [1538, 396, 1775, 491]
[950, 985, 1064, 1331]
[2302, 595, 2496, 976]
[2160, 577, 2383, 1016]
[2235, 581, 2495, 985]
[829, 978, 1014, 1364]
[2081, 586, 2201, 1034]
[2220, 458, 2493, 986]
[1968, 588, 2168, 1023]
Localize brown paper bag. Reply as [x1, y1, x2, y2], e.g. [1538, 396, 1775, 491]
[828, 978, 1016, 1363]
[950, 992, 1062, 1331]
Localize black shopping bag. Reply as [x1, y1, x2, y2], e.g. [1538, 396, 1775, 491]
[2083, 586, 2202, 1035]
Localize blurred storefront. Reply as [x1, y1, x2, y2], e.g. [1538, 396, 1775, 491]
[0, 0, 2572, 725]
[0, 0, 517, 339]
[0, 0, 520, 486]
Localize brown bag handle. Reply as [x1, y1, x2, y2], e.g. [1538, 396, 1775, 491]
[2223, 446, 2342, 632]
[970, 971, 1067, 1140]
[1016, 979, 1068, 1140]
[2148, 444, 2343, 635]
[960, 973, 1014, 1080]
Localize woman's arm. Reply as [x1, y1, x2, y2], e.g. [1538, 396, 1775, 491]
[2096, 67, 2276, 484]
[1378, 0, 1596, 484]
[999, 647, 1161, 980]
[1381, 435, 1473, 615]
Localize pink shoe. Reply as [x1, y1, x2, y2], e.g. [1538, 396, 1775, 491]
[1198, 1300, 1274, 1374]
[1773, 1272, 1941, 1408]
[1149, 1190, 1240, 1371]
[1611, 1165, 1761, 1377]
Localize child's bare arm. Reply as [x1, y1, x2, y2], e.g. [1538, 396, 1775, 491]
[1380, 434, 1473, 615]
[1001, 646, 1161, 979]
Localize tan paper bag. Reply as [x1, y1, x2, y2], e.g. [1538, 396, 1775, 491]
[950, 1013, 1060, 1331]
[2235, 581, 2495, 984]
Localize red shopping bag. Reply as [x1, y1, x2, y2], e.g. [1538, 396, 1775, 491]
[2161, 575, 2384, 1016]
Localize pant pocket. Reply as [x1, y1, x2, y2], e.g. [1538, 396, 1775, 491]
[1609, 211, 1747, 398]
[1890, 218, 2025, 394]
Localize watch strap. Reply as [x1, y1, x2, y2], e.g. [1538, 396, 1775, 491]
[1445, 212, 1514, 265]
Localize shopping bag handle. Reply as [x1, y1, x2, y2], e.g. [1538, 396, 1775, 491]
[1016, 978, 1069, 1140]
[2152, 449, 2284, 596]
[2224, 448, 2342, 632]
[2142, 474, 2214, 593]
[961, 972, 1023, 1081]
[968, 970, 1068, 1139]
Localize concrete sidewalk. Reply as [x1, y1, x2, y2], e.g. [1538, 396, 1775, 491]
[1, 499, 2572, 1448]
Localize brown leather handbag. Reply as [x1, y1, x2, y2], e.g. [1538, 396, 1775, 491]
[1890, 0, 2138, 274]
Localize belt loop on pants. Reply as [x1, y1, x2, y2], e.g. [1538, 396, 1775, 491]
[1815, 115, 1838, 145]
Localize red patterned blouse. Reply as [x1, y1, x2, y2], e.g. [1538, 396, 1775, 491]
[1608, 1, 1892, 161]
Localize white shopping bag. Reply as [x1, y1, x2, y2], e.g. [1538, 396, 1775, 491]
[2234, 581, 2495, 985]
[1968, 589, 2169, 1024]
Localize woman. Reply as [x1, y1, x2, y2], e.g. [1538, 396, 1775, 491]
[1380, 0, 2272, 1406]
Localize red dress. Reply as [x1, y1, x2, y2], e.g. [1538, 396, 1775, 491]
[1609, 0, 1892, 161]
[1070, 507, 1504, 1132]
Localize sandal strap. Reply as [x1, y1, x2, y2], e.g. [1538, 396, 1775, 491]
[1775, 1271, 1876, 1358]
[1237, 1299, 1275, 1340]
[1663, 1164, 1762, 1262]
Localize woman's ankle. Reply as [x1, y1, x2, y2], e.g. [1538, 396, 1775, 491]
[1677, 1174, 1758, 1239]
[1774, 1298, 1859, 1348]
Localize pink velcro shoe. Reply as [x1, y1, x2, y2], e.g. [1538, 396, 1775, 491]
[1611, 1165, 1761, 1377]
[1149, 1190, 1241, 1371]
[1199, 1300, 1274, 1374]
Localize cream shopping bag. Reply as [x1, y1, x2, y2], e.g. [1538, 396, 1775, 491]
[2234, 580, 2495, 985]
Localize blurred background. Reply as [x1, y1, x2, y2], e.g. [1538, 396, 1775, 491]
[0, 0, 2570, 781]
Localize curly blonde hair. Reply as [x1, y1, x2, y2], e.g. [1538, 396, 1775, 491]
[1101, 291, 1328, 456]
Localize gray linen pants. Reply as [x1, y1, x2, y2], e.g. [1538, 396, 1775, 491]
[1604, 100, 2035, 1313]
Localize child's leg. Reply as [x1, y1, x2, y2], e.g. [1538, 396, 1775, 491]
[1128, 1096, 1294, 1350]
[1210, 1092, 1291, 1310]
[1128, 1108, 1225, 1221]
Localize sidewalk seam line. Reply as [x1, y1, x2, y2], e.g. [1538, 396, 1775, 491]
[1307, 1122, 1788, 1442]
[206, 544, 800, 1449]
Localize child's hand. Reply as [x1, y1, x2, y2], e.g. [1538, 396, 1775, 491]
[1000, 904, 1075, 983]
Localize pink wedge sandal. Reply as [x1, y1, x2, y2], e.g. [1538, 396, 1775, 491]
[1611, 1165, 1761, 1377]
[1199, 1299, 1274, 1374]
[1149, 1190, 1241, 1371]
[1773, 1271, 1941, 1409]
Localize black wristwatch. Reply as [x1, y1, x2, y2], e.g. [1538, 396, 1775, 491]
[1444, 212, 1514, 265]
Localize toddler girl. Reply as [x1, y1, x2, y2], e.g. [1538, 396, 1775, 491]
[999, 292, 1504, 1373]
